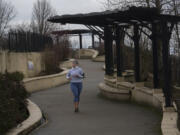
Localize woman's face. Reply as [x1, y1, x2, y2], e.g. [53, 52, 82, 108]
[72, 62, 77, 68]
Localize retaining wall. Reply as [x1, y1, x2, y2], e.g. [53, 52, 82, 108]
[6, 59, 73, 135]
[75, 49, 98, 59]
[0, 51, 44, 78]
[99, 80, 180, 135]
[6, 99, 42, 135]
[23, 70, 69, 93]
[23, 59, 73, 93]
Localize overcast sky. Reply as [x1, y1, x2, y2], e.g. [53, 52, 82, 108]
[7, 0, 104, 26]
[6, 0, 105, 48]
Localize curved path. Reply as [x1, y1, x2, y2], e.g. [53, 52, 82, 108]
[30, 59, 161, 135]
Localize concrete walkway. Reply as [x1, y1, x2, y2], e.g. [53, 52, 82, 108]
[30, 59, 161, 135]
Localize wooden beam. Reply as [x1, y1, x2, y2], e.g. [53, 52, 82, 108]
[8, 33, 11, 51]
[139, 26, 151, 39]
[133, 25, 141, 82]
[151, 23, 159, 88]
[99, 35, 102, 46]
[92, 33, 95, 48]
[79, 34, 82, 49]
[161, 21, 173, 107]
[116, 26, 124, 77]
[104, 26, 114, 76]
[86, 25, 104, 40]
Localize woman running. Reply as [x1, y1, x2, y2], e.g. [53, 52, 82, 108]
[66, 60, 84, 113]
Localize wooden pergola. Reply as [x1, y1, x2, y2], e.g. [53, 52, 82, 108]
[51, 29, 102, 49]
[48, 6, 180, 107]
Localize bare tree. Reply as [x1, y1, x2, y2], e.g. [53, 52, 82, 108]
[31, 0, 56, 35]
[171, 0, 180, 48]
[102, 0, 176, 13]
[10, 23, 32, 33]
[0, 0, 16, 37]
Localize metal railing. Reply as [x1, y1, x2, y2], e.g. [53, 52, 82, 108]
[0, 32, 53, 52]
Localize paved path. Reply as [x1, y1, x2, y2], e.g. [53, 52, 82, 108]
[30, 59, 161, 135]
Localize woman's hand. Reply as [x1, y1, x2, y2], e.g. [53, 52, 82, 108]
[72, 74, 79, 78]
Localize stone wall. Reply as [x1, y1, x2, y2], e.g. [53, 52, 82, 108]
[99, 79, 180, 135]
[75, 49, 98, 59]
[23, 59, 73, 93]
[23, 70, 69, 93]
[0, 51, 44, 78]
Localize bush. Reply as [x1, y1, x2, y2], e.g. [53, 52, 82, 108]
[42, 36, 71, 75]
[42, 48, 62, 75]
[171, 55, 180, 87]
[0, 72, 29, 134]
[95, 43, 105, 56]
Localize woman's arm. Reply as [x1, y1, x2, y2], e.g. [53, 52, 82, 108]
[66, 70, 71, 80]
[77, 68, 84, 78]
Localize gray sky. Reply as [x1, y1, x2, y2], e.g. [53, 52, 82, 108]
[6, 0, 105, 48]
[7, 0, 104, 25]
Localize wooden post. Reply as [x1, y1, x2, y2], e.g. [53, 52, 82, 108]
[178, 60, 180, 86]
[161, 21, 173, 107]
[133, 25, 141, 82]
[79, 34, 82, 49]
[56, 35, 59, 44]
[115, 27, 124, 77]
[8, 33, 11, 51]
[92, 33, 95, 48]
[104, 26, 114, 76]
[15, 33, 18, 52]
[151, 23, 159, 88]
[99, 35, 102, 46]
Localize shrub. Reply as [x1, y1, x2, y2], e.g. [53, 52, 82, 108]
[42, 36, 71, 75]
[0, 72, 29, 134]
[122, 45, 134, 70]
[42, 48, 62, 75]
[95, 43, 105, 56]
[171, 55, 180, 87]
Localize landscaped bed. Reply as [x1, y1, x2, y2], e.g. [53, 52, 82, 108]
[0, 72, 29, 134]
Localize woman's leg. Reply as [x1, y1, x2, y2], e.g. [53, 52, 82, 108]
[77, 83, 83, 106]
[70, 83, 79, 111]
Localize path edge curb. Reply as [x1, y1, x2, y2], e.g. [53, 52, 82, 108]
[6, 99, 43, 135]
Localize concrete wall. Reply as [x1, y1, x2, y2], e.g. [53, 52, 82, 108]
[60, 59, 74, 69]
[93, 55, 105, 62]
[99, 80, 180, 135]
[131, 87, 162, 108]
[23, 70, 69, 93]
[76, 49, 99, 59]
[23, 59, 73, 93]
[7, 99, 42, 135]
[0, 51, 44, 78]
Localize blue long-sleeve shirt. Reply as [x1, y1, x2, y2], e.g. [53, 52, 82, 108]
[66, 66, 84, 83]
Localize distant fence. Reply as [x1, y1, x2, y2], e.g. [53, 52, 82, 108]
[0, 32, 53, 52]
